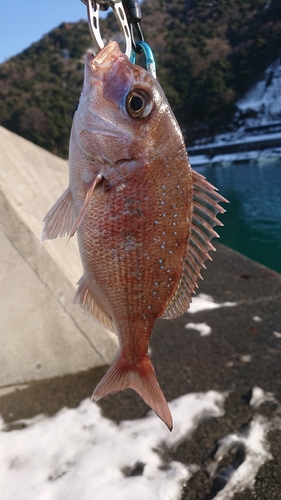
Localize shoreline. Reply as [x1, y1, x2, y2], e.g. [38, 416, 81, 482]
[189, 147, 281, 167]
[187, 129, 281, 166]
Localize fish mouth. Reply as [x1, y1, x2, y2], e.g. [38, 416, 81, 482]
[76, 42, 132, 157]
[85, 41, 122, 75]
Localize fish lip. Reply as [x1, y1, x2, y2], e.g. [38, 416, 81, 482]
[85, 41, 122, 75]
[76, 42, 131, 156]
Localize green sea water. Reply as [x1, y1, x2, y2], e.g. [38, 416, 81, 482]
[194, 162, 281, 274]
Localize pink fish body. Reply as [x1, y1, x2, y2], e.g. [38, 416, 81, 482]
[41, 41, 226, 430]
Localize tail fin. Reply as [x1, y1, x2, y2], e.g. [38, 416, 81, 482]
[92, 353, 173, 430]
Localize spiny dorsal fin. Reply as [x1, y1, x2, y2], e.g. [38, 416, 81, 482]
[161, 169, 227, 320]
[74, 276, 117, 334]
[41, 187, 75, 242]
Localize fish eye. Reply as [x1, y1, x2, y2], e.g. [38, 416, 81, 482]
[126, 89, 153, 119]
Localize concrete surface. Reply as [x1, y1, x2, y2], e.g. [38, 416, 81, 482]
[0, 126, 117, 388]
[1, 243, 280, 499]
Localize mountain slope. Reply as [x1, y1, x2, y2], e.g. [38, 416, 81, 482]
[0, 0, 280, 157]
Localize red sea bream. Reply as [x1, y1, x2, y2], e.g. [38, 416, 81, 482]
[41, 41, 226, 430]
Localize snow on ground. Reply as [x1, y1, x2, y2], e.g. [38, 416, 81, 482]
[185, 322, 212, 336]
[250, 387, 277, 409]
[182, 295, 236, 337]
[0, 386, 278, 500]
[212, 415, 272, 500]
[0, 392, 225, 500]
[188, 293, 236, 314]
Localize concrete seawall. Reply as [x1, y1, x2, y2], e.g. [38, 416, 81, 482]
[0, 126, 118, 390]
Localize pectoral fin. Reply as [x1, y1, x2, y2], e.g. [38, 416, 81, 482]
[41, 188, 75, 242]
[68, 173, 103, 238]
[41, 174, 103, 242]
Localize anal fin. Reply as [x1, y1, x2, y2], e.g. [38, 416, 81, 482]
[74, 276, 116, 334]
[41, 187, 75, 242]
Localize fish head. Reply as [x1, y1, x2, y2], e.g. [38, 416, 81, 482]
[72, 41, 183, 178]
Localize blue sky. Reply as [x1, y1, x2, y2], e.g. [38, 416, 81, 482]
[0, 0, 88, 63]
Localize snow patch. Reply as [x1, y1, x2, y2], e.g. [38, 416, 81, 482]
[252, 316, 262, 322]
[237, 59, 281, 125]
[0, 387, 278, 500]
[189, 293, 236, 314]
[185, 322, 212, 336]
[189, 59, 281, 166]
[212, 416, 272, 500]
[250, 387, 276, 409]
[0, 392, 225, 500]
[240, 355, 252, 363]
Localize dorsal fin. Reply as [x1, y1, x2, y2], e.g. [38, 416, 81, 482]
[161, 169, 227, 320]
[74, 276, 117, 334]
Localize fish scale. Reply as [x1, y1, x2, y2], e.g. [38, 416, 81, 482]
[41, 41, 227, 430]
[81, 166, 185, 325]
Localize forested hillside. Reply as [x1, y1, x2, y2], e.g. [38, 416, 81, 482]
[0, 0, 280, 157]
